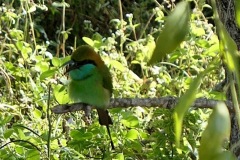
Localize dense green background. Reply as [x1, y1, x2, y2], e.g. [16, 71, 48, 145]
[0, 0, 237, 159]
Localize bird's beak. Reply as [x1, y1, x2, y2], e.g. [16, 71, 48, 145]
[61, 60, 75, 74]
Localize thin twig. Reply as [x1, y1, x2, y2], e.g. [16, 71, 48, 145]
[13, 124, 41, 138]
[0, 139, 41, 151]
[62, 0, 66, 57]
[118, 0, 123, 55]
[47, 84, 52, 159]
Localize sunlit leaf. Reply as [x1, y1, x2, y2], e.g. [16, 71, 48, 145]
[33, 108, 42, 120]
[70, 129, 93, 140]
[53, 84, 69, 104]
[235, 0, 240, 28]
[213, 151, 237, 160]
[126, 129, 139, 140]
[115, 153, 124, 160]
[199, 103, 233, 160]
[121, 115, 139, 128]
[40, 68, 58, 81]
[174, 74, 202, 147]
[83, 37, 94, 46]
[174, 66, 215, 147]
[110, 60, 126, 72]
[52, 57, 61, 67]
[28, 5, 36, 13]
[26, 149, 40, 160]
[4, 129, 14, 139]
[149, 1, 190, 64]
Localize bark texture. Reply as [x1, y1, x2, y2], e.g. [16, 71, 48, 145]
[216, 0, 240, 158]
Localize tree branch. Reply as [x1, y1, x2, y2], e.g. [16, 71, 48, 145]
[51, 97, 234, 114]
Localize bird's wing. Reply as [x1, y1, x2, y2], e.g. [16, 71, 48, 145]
[100, 64, 113, 95]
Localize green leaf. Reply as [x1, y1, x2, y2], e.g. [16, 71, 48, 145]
[26, 149, 40, 160]
[173, 64, 215, 147]
[4, 129, 14, 139]
[52, 57, 61, 67]
[82, 37, 94, 46]
[0, 114, 13, 126]
[174, 74, 202, 147]
[213, 151, 237, 160]
[40, 68, 58, 81]
[53, 84, 69, 104]
[149, 1, 190, 64]
[28, 5, 36, 13]
[127, 140, 143, 152]
[199, 103, 232, 160]
[126, 129, 139, 140]
[59, 56, 71, 67]
[70, 129, 93, 141]
[235, 0, 240, 28]
[218, 22, 238, 71]
[51, 139, 59, 150]
[16, 41, 23, 51]
[33, 109, 42, 120]
[52, 2, 70, 8]
[121, 115, 139, 128]
[115, 153, 124, 160]
[110, 60, 126, 72]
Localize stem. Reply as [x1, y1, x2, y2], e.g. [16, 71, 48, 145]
[47, 84, 52, 159]
[118, 0, 123, 55]
[230, 75, 240, 129]
[62, 0, 66, 57]
[0, 140, 40, 151]
[25, 1, 37, 54]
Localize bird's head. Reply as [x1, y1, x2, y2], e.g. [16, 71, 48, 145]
[62, 45, 104, 73]
[71, 45, 103, 63]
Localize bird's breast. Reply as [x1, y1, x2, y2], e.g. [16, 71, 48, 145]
[68, 68, 110, 108]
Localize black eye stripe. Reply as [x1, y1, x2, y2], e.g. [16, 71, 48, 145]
[66, 60, 97, 73]
[73, 59, 97, 67]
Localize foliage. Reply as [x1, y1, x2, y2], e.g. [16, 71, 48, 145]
[0, 0, 235, 159]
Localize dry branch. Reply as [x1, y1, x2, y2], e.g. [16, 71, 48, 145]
[51, 96, 234, 114]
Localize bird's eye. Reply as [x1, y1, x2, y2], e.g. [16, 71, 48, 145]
[65, 61, 78, 73]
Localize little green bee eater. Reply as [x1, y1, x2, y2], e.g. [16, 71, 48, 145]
[64, 45, 114, 149]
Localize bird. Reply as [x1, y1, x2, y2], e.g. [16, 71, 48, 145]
[63, 45, 114, 149]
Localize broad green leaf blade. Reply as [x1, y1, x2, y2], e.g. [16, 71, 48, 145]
[40, 68, 58, 81]
[173, 73, 202, 147]
[33, 108, 42, 120]
[121, 115, 139, 128]
[70, 129, 93, 140]
[4, 129, 14, 139]
[53, 84, 70, 104]
[213, 151, 237, 160]
[52, 57, 61, 67]
[174, 65, 214, 147]
[212, 0, 240, 128]
[218, 22, 238, 71]
[82, 37, 94, 46]
[26, 149, 40, 160]
[149, 1, 190, 64]
[199, 103, 233, 160]
[235, 0, 240, 28]
[110, 60, 126, 72]
[126, 129, 139, 140]
[115, 153, 124, 160]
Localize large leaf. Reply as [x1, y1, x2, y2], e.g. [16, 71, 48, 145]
[235, 0, 240, 28]
[173, 73, 202, 147]
[149, 1, 190, 64]
[199, 103, 235, 160]
[174, 66, 214, 147]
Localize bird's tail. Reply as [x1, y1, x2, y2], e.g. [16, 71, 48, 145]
[97, 109, 115, 150]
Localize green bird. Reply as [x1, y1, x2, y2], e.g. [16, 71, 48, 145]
[64, 45, 114, 149]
